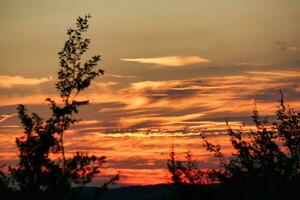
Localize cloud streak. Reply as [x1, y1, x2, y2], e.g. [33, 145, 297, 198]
[121, 56, 210, 67]
[0, 113, 17, 123]
[2, 69, 300, 185]
[0, 75, 53, 88]
[275, 40, 299, 51]
[236, 62, 271, 67]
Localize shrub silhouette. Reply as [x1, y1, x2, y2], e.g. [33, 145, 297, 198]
[167, 147, 213, 200]
[168, 93, 300, 199]
[167, 149, 213, 185]
[203, 94, 300, 185]
[0, 14, 118, 199]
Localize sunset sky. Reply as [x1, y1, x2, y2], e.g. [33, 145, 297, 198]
[1, 0, 300, 186]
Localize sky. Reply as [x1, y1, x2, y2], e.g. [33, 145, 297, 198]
[1, 0, 300, 186]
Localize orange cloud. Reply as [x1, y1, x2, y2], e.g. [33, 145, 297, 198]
[0, 94, 59, 106]
[0, 75, 53, 88]
[2, 69, 300, 185]
[246, 70, 300, 77]
[121, 56, 210, 67]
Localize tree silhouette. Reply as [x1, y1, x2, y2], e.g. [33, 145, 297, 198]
[202, 93, 300, 185]
[0, 14, 118, 199]
[55, 14, 104, 169]
[168, 93, 300, 199]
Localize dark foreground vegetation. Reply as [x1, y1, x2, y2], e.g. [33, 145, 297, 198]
[1, 14, 300, 200]
[0, 15, 118, 200]
[2, 181, 294, 200]
[168, 92, 300, 200]
[101, 182, 297, 200]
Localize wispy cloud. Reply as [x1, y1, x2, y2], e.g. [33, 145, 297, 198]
[2, 69, 300, 185]
[0, 75, 53, 88]
[275, 40, 299, 51]
[236, 62, 271, 67]
[107, 74, 137, 79]
[2, 70, 300, 129]
[0, 114, 17, 123]
[121, 56, 210, 67]
[246, 70, 300, 77]
[96, 81, 119, 88]
[288, 46, 300, 51]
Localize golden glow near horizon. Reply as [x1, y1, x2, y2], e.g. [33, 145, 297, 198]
[1, 0, 300, 186]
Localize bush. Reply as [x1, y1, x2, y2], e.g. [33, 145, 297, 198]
[168, 93, 300, 199]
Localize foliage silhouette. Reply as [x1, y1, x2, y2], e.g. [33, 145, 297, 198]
[203, 93, 300, 185]
[167, 149, 213, 185]
[0, 14, 118, 199]
[167, 146, 214, 200]
[0, 167, 11, 195]
[167, 93, 300, 199]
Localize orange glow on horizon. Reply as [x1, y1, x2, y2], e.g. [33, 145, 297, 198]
[1, 70, 300, 185]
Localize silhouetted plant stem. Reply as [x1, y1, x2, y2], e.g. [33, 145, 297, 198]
[60, 130, 66, 172]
